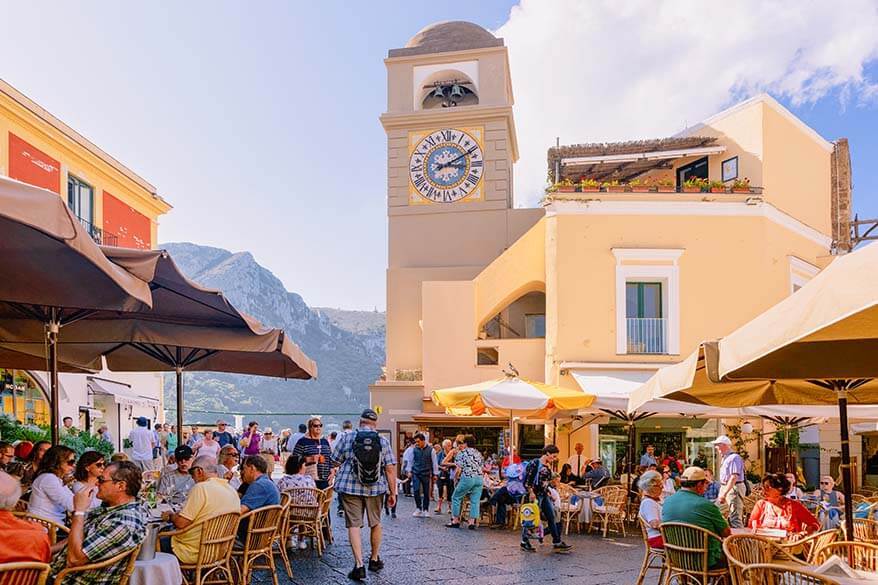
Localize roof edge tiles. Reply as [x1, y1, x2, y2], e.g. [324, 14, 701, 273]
[389, 21, 503, 58]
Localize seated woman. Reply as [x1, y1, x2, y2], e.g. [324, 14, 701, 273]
[812, 475, 844, 530]
[28, 445, 76, 525]
[559, 463, 580, 485]
[750, 473, 820, 536]
[637, 470, 664, 548]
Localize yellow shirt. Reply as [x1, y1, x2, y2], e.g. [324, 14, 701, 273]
[172, 477, 240, 564]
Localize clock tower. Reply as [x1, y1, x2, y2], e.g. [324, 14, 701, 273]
[379, 21, 541, 387]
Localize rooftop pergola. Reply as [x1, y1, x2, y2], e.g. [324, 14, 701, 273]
[548, 136, 723, 183]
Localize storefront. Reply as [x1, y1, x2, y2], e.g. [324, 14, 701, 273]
[1, 368, 49, 425]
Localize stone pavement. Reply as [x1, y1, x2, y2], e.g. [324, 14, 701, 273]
[255, 496, 663, 585]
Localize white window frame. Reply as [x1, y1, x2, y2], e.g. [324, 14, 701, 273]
[613, 249, 683, 355]
[788, 256, 818, 294]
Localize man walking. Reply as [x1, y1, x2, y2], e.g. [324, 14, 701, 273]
[401, 439, 415, 497]
[337, 419, 355, 517]
[522, 445, 572, 553]
[128, 416, 156, 471]
[409, 433, 438, 517]
[287, 423, 307, 453]
[332, 409, 396, 581]
[713, 434, 746, 528]
[214, 420, 236, 448]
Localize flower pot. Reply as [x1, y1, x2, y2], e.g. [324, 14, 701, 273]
[710, 187, 727, 193]
[557, 186, 575, 193]
[732, 188, 751, 194]
[606, 186, 627, 193]
[581, 187, 600, 192]
[682, 187, 701, 193]
[630, 187, 650, 193]
[656, 187, 675, 193]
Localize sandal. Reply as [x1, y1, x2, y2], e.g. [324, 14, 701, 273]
[445, 522, 461, 528]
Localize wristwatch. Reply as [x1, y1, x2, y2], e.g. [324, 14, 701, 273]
[73, 511, 87, 517]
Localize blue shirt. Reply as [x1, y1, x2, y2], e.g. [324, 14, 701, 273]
[719, 451, 744, 485]
[703, 480, 720, 501]
[640, 453, 657, 467]
[332, 427, 396, 497]
[241, 474, 280, 511]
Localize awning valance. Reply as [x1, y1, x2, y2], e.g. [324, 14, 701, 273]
[87, 377, 159, 407]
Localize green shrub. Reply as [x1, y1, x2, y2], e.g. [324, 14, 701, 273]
[0, 414, 113, 459]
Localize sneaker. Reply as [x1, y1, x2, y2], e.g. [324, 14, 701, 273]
[391, 511, 397, 518]
[338, 509, 344, 517]
[348, 565, 367, 581]
[368, 557, 384, 572]
[413, 510, 421, 517]
[434, 508, 442, 514]
[553, 542, 573, 553]
[520, 541, 536, 552]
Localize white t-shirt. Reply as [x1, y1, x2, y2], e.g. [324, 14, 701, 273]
[194, 440, 221, 462]
[129, 426, 155, 460]
[662, 478, 676, 499]
[639, 497, 663, 539]
[566, 453, 587, 477]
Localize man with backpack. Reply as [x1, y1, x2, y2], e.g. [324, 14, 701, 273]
[521, 445, 572, 553]
[331, 408, 397, 581]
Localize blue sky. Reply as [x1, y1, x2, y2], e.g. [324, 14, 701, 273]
[1, 1, 876, 310]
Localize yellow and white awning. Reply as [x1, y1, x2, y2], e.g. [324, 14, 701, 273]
[432, 376, 594, 418]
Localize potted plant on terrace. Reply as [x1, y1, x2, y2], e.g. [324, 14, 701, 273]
[682, 177, 707, 193]
[731, 177, 751, 193]
[654, 177, 675, 192]
[602, 180, 627, 193]
[629, 178, 650, 193]
[708, 180, 727, 194]
[579, 178, 600, 192]
[547, 178, 575, 193]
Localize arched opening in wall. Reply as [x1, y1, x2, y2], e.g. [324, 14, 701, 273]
[481, 291, 546, 340]
[1, 369, 50, 426]
[419, 69, 479, 110]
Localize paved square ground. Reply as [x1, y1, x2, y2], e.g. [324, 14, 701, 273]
[256, 496, 663, 585]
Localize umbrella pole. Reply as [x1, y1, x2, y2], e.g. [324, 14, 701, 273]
[627, 418, 635, 512]
[48, 311, 60, 445]
[836, 385, 855, 540]
[176, 365, 184, 438]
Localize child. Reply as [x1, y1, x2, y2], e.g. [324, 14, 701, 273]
[519, 500, 544, 551]
[385, 476, 409, 518]
[545, 474, 563, 538]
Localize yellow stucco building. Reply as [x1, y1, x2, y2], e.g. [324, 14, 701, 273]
[370, 22, 854, 479]
[0, 78, 171, 444]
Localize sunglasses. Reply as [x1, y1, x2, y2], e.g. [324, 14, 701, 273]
[94, 461, 105, 468]
[310, 424, 323, 428]
[188, 467, 202, 476]
[820, 481, 831, 485]
[97, 476, 121, 485]
[66, 458, 76, 465]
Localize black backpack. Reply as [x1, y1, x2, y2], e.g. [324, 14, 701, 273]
[352, 429, 382, 485]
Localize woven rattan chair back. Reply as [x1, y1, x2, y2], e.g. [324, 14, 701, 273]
[813, 541, 878, 572]
[53, 544, 142, 585]
[853, 518, 878, 543]
[635, 517, 665, 585]
[742, 563, 839, 585]
[723, 534, 775, 585]
[0, 562, 50, 585]
[779, 529, 839, 565]
[194, 512, 241, 573]
[12, 512, 69, 545]
[233, 505, 283, 585]
[661, 521, 729, 584]
[285, 487, 320, 523]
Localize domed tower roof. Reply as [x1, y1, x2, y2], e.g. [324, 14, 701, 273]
[388, 21, 504, 58]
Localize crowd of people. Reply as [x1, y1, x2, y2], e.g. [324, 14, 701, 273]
[636, 433, 842, 571]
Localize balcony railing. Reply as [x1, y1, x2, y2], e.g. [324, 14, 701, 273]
[74, 216, 118, 246]
[626, 317, 667, 354]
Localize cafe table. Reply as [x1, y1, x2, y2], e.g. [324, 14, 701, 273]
[775, 557, 878, 584]
[130, 552, 183, 585]
[574, 490, 598, 526]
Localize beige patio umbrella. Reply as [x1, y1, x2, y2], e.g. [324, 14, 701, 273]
[0, 247, 316, 433]
[630, 241, 878, 538]
[0, 175, 153, 440]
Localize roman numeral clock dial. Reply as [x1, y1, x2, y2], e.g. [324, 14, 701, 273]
[409, 127, 484, 204]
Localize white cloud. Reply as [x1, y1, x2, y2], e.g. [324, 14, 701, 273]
[496, 0, 878, 206]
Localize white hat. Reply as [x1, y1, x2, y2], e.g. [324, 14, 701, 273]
[710, 435, 733, 446]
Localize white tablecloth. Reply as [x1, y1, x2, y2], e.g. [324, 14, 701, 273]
[576, 491, 597, 524]
[130, 552, 182, 585]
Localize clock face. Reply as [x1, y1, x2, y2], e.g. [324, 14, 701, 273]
[409, 128, 484, 203]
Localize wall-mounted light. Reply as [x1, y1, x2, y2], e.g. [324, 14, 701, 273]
[742, 421, 753, 434]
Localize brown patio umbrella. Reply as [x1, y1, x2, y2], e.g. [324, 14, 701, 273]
[630, 242, 878, 538]
[0, 247, 316, 433]
[0, 175, 153, 441]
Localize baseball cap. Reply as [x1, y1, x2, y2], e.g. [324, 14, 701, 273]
[681, 466, 707, 482]
[710, 435, 733, 447]
[136, 416, 148, 426]
[174, 445, 194, 461]
[360, 408, 378, 421]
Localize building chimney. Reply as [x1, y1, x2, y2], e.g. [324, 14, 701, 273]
[830, 138, 852, 254]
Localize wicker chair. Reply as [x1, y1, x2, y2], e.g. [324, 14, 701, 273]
[813, 541, 878, 572]
[852, 518, 878, 543]
[589, 486, 627, 537]
[557, 484, 582, 535]
[851, 493, 868, 506]
[318, 487, 335, 546]
[741, 563, 839, 584]
[661, 522, 730, 585]
[0, 562, 51, 585]
[777, 529, 839, 564]
[158, 511, 240, 585]
[723, 534, 806, 585]
[54, 543, 141, 585]
[742, 495, 759, 526]
[635, 517, 666, 585]
[231, 505, 283, 585]
[283, 487, 323, 556]
[11, 512, 69, 545]
[273, 492, 293, 579]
